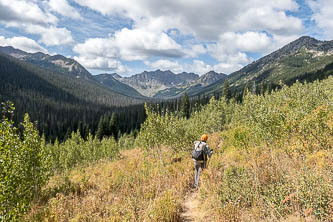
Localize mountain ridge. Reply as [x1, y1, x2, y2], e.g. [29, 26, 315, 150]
[0, 46, 94, 80]
[114, 69, 226, 97]
[194, 36, 333, 96]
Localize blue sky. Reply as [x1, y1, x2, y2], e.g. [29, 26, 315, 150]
[0, 0, 332, 76]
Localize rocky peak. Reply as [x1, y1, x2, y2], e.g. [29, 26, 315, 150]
[198, 71, 227, 85]
[110, 73, 122, 80]
[0, 46, 29, 58]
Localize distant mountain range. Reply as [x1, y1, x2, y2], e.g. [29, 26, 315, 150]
[0, 46, 226, 99]
[110, 69, 226, 98]
[1, 35, 333, 102]
[1, 35, 333, 141]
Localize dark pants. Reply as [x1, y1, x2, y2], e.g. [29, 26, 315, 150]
[194, 161, 205, 188]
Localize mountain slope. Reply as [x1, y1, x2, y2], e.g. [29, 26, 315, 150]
[196, 36, 333, 96]
[114, 70, 226, 98]
[0, 46, 94, 80]
[116, 70, 199, 97]
[153, 71, 227, 98]
[0, 52, 145, 140]
[95, 73, 146, 99]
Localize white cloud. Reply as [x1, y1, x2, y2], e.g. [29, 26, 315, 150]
[206, 31, 302, 74]
[72, 0, 304, 74]
[114, 28, 185, 60]
[0, 0, 58, 25]
[218, 32, 272, 53]
[47, 0, 82, 20]
[0, 36, 48, 53]
[73, 38, 119, 59]
[308, 0, 333, 39]
[25, 25, 74, 46]
[146, 59, 184, 73]
[73, 28, 185, 61]
[0, 0, 74, 46]
[184, 44, 207, 58]
[186, 60, 213, 75]
[213, 63, 244, 74]
[73, 27, 185, 72]
[73, 0, 302, 40]
[74, 55, 127, 73]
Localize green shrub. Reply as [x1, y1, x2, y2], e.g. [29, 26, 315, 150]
[0, 102, 49, 220]
[46, 131, 119, 172]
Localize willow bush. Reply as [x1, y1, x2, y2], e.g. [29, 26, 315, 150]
[46, 131, 119, 172]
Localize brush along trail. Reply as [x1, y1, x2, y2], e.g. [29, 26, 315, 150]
[27, 147, 196, 221]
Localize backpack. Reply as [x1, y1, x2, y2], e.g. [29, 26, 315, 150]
[191, 141, 205, 161]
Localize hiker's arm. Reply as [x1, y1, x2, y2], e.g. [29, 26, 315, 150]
[206, 146, 213, 158]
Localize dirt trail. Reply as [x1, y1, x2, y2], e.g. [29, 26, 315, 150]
[180, 190, 208, 222]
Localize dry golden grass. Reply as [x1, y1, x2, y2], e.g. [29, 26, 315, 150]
[197, 132, 333, 221]
[26, 148, 195, 221]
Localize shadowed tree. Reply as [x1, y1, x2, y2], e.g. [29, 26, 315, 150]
[109, 112, 118, 140]
[180, 92, 190, 119]
[222, 79, 231, 101]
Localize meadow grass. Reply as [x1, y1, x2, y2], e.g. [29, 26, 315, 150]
[23, 77, 333, 221]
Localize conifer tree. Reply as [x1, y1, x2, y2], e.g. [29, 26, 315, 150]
[222, 79, 231, 101]
[96, 116, 105, 140]
[109, 112, 118, 139]
[180, 92, 190, 119]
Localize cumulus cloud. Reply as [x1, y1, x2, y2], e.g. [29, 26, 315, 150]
[146, 59, 184, 73]
[73, 28, 185, 61]
[0, 36, 48, 53]
[113, 28, 185, 60]
[308, 0, 333, 39]
[213, 63, 244, 74]
[0, 0, 74, 46]
[71, 0, 304, 74]
[73, 27, 186, 72]
[25, 25, 74, 46]
[73, 0, 302, 40]
[219, 32, 272, 53]
[0, 0, 58, 25]
[47, 0, 82, 20]
[74, 55, 127, 73]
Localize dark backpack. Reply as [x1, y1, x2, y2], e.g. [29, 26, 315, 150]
[191, 141, 205, 161]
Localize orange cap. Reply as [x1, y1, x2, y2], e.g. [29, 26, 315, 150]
[201, 134, 208, 142]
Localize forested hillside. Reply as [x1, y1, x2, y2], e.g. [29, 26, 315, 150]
[2, 76, 331, 221]
[0, 53, 146, 141]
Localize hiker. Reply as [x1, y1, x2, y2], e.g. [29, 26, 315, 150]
[192, 134, 213, 189]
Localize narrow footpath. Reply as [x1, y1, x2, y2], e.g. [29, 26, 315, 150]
[180, 190, 208, 222]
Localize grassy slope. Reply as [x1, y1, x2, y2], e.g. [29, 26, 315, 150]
[27, 149, 195, 221]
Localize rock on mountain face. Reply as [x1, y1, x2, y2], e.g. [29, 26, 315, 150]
[113, 69, 226, 98]
[114, 69, 227, 98]
[197, 71, 227, 86]
[115, 70, 200, 97]
[95, 73, 145, 98]
[0, 46, 93, 80]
